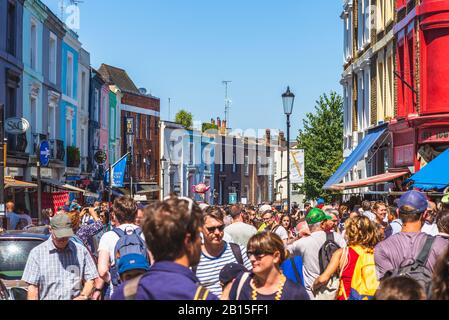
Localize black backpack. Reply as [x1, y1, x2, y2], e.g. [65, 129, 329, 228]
[381, 235, 435, 297]
[318, 232, 341, 274]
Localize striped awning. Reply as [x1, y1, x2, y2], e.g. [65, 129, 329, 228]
[329, 169, 410, 191]
[5, 177, 38, 189]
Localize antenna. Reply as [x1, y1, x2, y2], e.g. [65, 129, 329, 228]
[222, 81, 232, 128]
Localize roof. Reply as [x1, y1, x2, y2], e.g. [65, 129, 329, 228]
[97, 64, 140, 94]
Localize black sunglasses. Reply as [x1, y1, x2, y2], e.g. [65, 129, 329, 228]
[206, 225, 225, 233]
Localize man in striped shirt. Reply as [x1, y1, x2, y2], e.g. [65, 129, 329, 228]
[194, 207, 252, 298]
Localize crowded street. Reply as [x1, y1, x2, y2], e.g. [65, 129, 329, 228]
[1, 0, 449, 308]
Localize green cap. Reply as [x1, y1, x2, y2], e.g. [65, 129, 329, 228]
[442, 194, 449, 204]
[50, 213, 74, 238]
[306, 208, 333, 225]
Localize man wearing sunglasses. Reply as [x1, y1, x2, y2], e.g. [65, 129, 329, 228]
[193, 207, 252, 298]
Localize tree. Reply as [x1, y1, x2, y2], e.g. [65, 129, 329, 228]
[175, 110, 193, 129]
[296, 92, 343, 202]
[202, 122, 218, 132]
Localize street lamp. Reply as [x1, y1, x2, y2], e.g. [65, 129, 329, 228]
[282, 86, 295, 214]
[160, 156, 167, 199]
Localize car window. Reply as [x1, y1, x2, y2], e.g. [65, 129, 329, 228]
[0, 240, 44, 280]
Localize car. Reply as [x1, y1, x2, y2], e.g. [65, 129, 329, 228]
[0, 231, 49, 300]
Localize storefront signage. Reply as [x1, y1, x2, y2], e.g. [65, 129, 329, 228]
[419, 127, 449, 144]
[5, 117, 30, 134]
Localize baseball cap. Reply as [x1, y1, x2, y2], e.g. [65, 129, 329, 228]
[259, 204, 272, 214]
[306, 208, 332, 225]
[398, 190, 428, 214]
[50, 213, 74, 238]
[317, 198, 325, 205]
[117, 253, 150, 275]
[219, 263, 248, 287]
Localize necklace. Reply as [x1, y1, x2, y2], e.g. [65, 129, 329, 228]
[251, 274, 286, 301]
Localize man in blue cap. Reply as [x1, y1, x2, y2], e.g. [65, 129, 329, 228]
[374, 190, 449, 281]
[117, 253, 150, 282]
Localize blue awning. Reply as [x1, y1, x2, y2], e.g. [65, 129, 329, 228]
[409, 148, 449, 191]
[323, 126, 387, 190]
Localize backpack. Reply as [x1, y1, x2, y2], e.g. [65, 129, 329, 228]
[381, 235, 435, 297]
[110, 226, 149, 287]
[192, 242, 244, 274]
[318, 232, 341, 273]
[340, 246, 379, 300]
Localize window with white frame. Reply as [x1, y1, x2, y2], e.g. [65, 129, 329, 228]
[364, 68, 370, 129]
[66, 52, 73, 97]
[386, 52, 394, 118]
[357, 72, 364, 131]
[30, 96, 37, 134]
[30, 20, 37, 70]
[94, 89, 99, 122]
[101, 94, 107, 129]
[244, 155, 249, 176]
[49, 33, 57, 83]
[48, 104, 56, 139]
[358, 0, 371, 50]
[81, 71, 86, 111]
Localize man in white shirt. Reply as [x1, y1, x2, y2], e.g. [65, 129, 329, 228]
[287, 208, 346, 299]
[224, 205, 257, 247]
[422, 200, 439, 236]
[361, 200, 376, 222]
[95, 196, 146, 299]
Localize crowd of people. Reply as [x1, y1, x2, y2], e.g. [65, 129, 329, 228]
[3, 190, 449, 300]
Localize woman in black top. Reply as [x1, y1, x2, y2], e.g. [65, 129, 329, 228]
[228, 232, 309, 300]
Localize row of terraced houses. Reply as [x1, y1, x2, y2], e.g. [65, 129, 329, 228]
[325, 0, 449, 195]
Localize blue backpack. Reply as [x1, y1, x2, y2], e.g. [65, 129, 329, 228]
[110, 227, 149, 287]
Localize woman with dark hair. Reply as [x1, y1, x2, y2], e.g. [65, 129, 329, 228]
[228, 232, 309, 300]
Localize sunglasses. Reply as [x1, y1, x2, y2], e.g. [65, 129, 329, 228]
[205, 225, 225, 233]
[247, 251, 270, 260]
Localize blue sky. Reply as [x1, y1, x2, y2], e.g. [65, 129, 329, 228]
[43, 0, 343, 138]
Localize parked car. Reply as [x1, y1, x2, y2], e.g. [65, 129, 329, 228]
[0, 231, 49, 300]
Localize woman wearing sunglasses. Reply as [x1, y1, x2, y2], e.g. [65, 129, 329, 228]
[228, 232, 309, 300]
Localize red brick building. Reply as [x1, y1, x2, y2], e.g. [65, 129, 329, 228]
[98, 64, 160, 201]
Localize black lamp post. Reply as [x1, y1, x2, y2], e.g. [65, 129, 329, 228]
[282, 86, 295, 214]
[160, 156, 167, 199]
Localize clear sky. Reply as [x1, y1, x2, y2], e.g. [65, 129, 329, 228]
[43, 0, 343, 139]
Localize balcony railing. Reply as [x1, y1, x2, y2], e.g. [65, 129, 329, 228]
[50, 139, 65, 161]
[33, 133, 48, 155]
[67, 146, 81, 168]
[7, 133, 28, 154]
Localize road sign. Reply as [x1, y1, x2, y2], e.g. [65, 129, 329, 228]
[229, 193, 237, 205]
[39, 140, 50, 167]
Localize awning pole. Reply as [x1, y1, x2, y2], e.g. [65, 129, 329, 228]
[37, 161, 42, 225]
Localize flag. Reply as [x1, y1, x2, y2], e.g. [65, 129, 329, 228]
[104, 153, 128, 188]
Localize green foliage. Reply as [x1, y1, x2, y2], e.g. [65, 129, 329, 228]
[202, 122, 218, 132]
[175, 110, 193, 129]
[296, 92, 344, 202]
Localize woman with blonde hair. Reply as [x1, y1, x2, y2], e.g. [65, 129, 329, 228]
[313, 216, 383, 300]
[228, 232, 309, 300]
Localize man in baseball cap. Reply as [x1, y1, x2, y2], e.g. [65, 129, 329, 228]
[374, 190, 449, 280]
[50, 213, 75, 239]
[305, 208, 333, 225]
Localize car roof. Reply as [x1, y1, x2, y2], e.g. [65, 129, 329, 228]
[0, 232, 49, 241]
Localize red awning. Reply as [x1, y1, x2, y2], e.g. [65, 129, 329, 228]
[329, 169, 410, 191]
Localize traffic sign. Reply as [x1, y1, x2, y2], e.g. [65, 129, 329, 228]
[39, 140, 50, 167]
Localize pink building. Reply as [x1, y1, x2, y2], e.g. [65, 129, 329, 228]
[99, 84, 110, 165]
